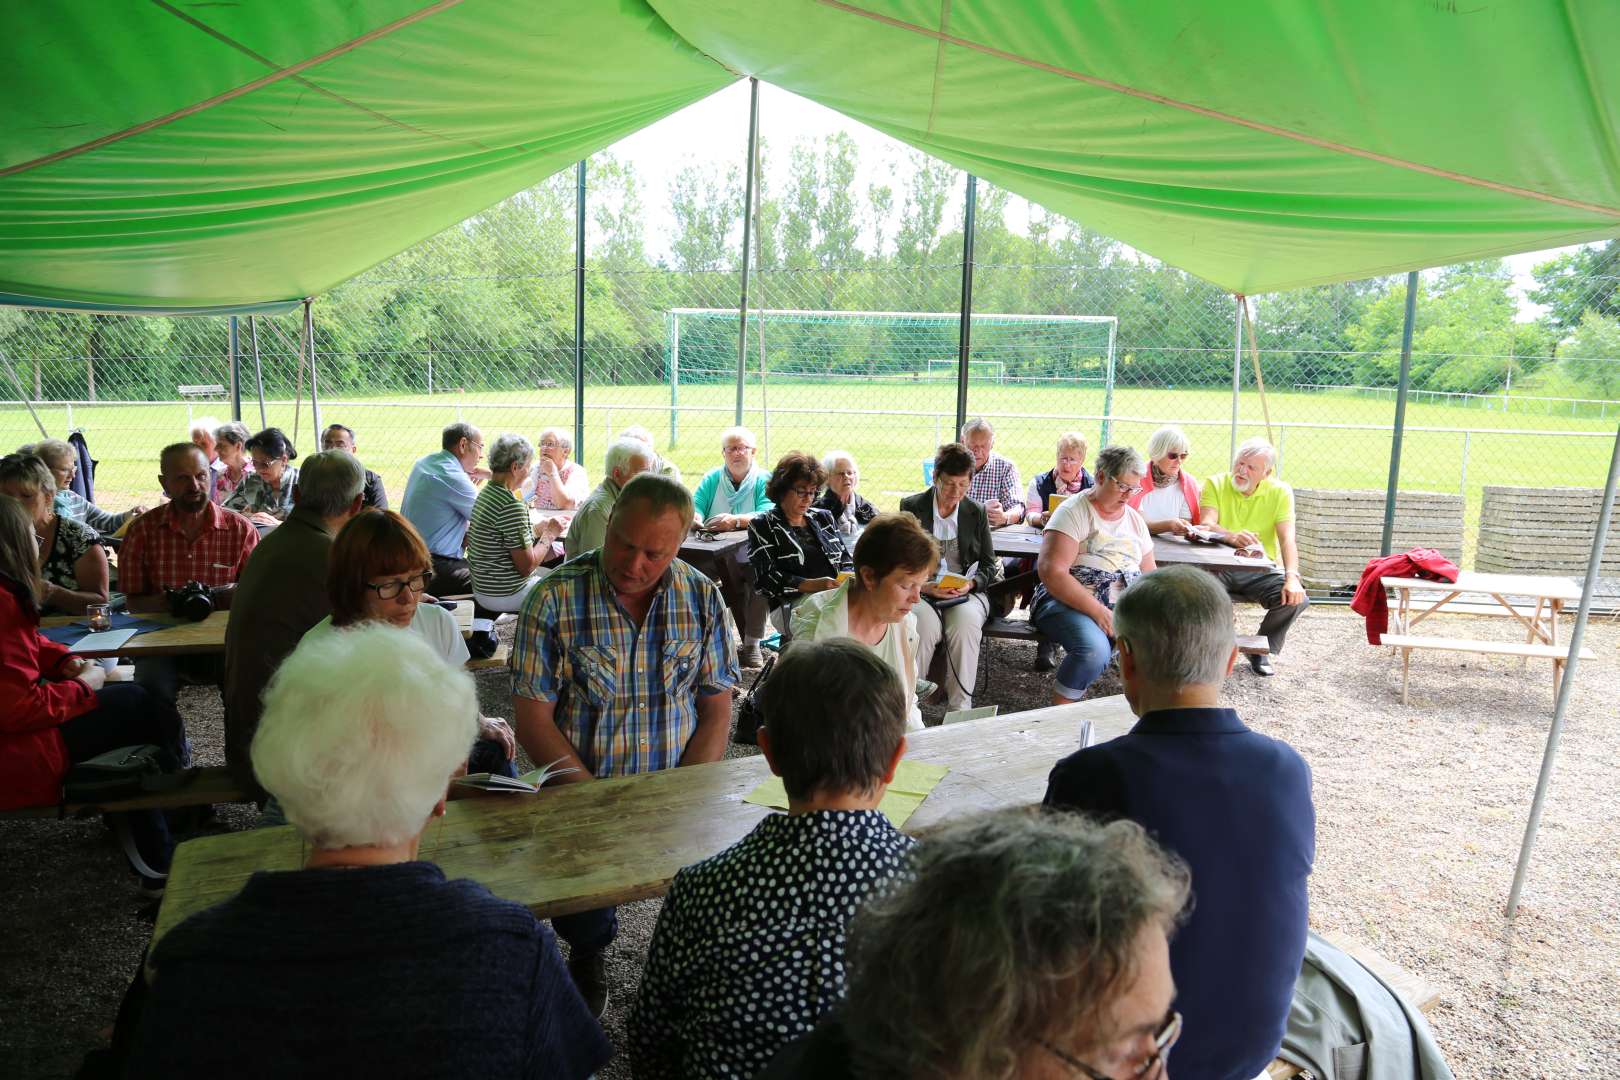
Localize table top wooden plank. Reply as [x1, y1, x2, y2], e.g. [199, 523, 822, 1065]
[1380, 570, 1581, 601]
[152, 696, 1137, 947]
[990, 525, 1273, 572]
[680, 529, 749, 559]
[41, 611, 229, 657]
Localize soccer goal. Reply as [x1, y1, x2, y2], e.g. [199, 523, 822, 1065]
[663, 307, 1118, 445]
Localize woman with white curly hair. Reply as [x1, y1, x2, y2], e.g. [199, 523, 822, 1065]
[126, 623, 611, 1077]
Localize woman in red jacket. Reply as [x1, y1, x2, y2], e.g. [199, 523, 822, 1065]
[0, 496, 183, 887]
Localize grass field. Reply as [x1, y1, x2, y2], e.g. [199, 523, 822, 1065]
[5, 380, 1615, 570]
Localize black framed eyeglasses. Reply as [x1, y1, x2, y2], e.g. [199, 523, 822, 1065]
[1039, 1010, 1181, 1080]
[364, 571, 433, 600]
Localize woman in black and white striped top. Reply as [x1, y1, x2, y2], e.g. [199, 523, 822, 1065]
[467, 434, 557, 614]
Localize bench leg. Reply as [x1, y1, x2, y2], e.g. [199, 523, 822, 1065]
[1401, 647, 1411, 706]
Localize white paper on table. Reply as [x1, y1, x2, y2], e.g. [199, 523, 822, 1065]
[70, 629, 139, 654]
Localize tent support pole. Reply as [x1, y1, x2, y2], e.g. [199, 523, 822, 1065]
[1229, 297, 1241, 462]
[1379, 271, 1419, 556]
[1238, 296, 1273, 444]
[0, 351, 49, 438]
[955, 174, 977, 437]
[304, 299, 322, 436]
[250, 316, 267, 429]
[734, 77, 760, 427]
[1507, 421, 1620, 917]
[228, 316, 242, 422]
[575, 160, 586, 462]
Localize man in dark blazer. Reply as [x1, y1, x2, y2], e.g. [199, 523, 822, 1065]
[1044, 565, 1314, 1080]
[898, 443, 1004, 711]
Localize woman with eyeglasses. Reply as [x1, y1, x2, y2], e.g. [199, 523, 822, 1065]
[1026, 432, 1095, 529]
[303, 511, 516, 778]
[1032, 446, 1157, 704]
[748, 452, 853, 643]
[521, 426, 590, 511]
[758, 808, 1189, 1080]
[211, 421, 254, 505]
[223, 427, 298, 526]
[1126, 426, 1204, 537]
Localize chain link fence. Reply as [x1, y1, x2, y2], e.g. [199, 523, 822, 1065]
[2, 157, 1617, 599]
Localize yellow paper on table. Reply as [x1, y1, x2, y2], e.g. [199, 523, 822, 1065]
[744, 760, 950, 829]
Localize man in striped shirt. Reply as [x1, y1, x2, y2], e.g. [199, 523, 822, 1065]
[510, 472, 737, 1018]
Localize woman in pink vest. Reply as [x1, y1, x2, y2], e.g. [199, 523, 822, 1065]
[1127, 425, 1203, 536]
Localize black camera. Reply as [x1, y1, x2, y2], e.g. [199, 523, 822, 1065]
[165, 580, 218, 622]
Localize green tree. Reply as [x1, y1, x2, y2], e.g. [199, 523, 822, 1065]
[668, 160, 740, 273]
[1527, 240, 1620, 336]
[1561, 311, 1620, 398]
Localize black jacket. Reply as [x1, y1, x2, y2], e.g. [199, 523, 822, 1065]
[747, 506, 853, 607]
[812, 488, 877, 530]
[897, 490, 1003, 595]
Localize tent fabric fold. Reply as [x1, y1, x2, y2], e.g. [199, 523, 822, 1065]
[3, 0, 1619, 311]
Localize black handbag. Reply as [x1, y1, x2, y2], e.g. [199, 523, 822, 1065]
[732, 652, 777, 746]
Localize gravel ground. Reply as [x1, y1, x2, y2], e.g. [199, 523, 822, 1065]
[3, 606, 1616, 1078]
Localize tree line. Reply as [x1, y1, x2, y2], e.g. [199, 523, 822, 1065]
[2, 135, 1616, 401]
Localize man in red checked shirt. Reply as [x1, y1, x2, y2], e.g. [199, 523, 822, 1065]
[121, 443, 259, 703]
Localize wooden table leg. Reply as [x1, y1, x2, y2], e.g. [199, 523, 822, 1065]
[1401, 646, 1411, 706]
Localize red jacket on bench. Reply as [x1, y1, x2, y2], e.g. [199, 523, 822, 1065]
[0, 577, 95, 810]
[1350, 549, 1460, 645]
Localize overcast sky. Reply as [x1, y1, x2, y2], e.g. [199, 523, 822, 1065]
[605, 81, 1579, 320]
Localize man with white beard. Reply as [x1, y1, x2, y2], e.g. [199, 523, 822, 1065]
[1197, 438, 1308, 676]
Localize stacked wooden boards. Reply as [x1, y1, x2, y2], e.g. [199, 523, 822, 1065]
[1475, 486, 1619, 580]
[1293, 488, 1465, 589]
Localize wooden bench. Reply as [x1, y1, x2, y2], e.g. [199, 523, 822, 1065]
[1380, 633, 1595, 705]
[1235, 634, 1271, 656]
[1266, 931, 1440, 1078]
[465, 639, 510, 671]
[0, 765, 251, 820]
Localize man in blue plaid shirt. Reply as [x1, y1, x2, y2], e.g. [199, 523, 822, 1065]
[511, 472, 737, 1018]
[961, 417, 1026, 526]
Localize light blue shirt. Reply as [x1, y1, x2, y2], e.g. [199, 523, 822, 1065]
[400, 450, 477, 558]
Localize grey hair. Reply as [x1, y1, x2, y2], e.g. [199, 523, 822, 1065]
[1146, 426, 1191, 461]
[604, 436, 652, 480]
[1094, 445, 1146, 482]
[959, 416, 995, 441]
[618, 424, 655, 446]
[25, 438, 74, 471]
[440, 421, 480, 453]
[843, 808, 1190, 1079]
[612, 472, 694, 533]
[253, 622, 478, 850]
[821, 448, 855, 476]
[294, 450, 365, 518]
[189, 416, 220, 440]
[1234, 436, 1277, 473]
[538, 426, 572, 454]
[215, 421, 251, 447]
[1056, 431, 1088, 458]
[1114, 565, 1235, 687]
[488, 433, 534, 475]
[719, 425, 756, 450]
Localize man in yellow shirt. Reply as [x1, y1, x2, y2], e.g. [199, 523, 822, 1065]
[1198, 438, 1308, 675]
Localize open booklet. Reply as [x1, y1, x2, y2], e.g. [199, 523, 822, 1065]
[454, 756, 579, 793]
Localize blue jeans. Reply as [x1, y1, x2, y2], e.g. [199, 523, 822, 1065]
[1031, 591, 1114, 700]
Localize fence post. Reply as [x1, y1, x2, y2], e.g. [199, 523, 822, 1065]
[1229, 296, 1242, 462]
[734, 77, 760, 426]
[955, 174, 977, 436]
[574, 160, 587, 464]
[228, 316, 242, 422]
[1379, 271, 1420, 557]
[1459, 430, 1470, 496]
[668, 310, 680, 448]
[304, 299, 322, 435]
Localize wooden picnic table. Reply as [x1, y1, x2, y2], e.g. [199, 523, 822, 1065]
[1379, 570, 1592, 704]
[150, 695, 1137, 949]
[990, 524, 1274, 572]
[41, 604, 486, 660]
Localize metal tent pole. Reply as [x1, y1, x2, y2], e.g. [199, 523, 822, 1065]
[1507, 421, 1620, 917]
[955, 174, 977, 437]
[228, 316, 242, 421]
[1379, 271, 1419, 556]
[304, 299, 322, 437]
[1229, 297, 1241, 463]
[734, 77, 760, 426]
[249, 316, 267, 429]
[575, 160, 587, 462]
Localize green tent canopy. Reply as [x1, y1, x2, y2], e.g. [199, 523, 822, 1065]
[4, 0, 1619, 311]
